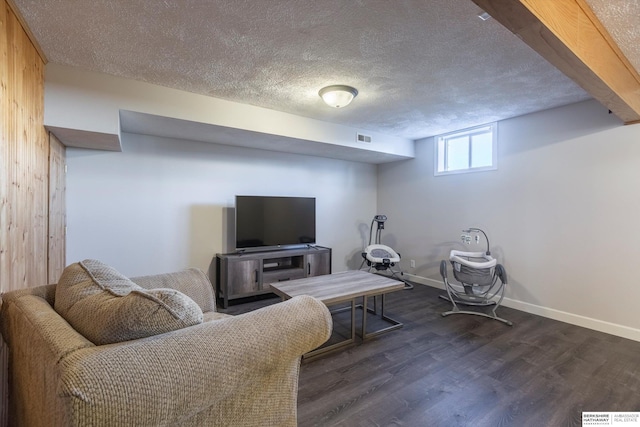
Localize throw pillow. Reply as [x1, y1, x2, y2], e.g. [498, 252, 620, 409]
[54, 259, 203, 345]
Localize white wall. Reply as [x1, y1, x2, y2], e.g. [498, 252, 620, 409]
[378, 99, 640, 340]
[66, 133, 377, 277]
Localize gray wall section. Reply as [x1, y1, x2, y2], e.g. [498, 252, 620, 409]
[377, 99, 640, 334]
[66, 132, 377, 277]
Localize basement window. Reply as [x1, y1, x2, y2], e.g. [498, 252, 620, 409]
[434, 123, 497, 176]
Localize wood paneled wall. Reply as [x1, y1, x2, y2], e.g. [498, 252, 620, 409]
[1, 1, 65, 425]
[48, 133, 66, 282]
[1, 0, 48, 292]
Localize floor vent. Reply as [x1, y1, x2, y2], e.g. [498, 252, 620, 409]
[357, 133, 372, 143]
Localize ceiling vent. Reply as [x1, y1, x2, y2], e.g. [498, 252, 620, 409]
[357, 133, 372, 143]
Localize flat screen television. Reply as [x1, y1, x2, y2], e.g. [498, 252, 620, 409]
[235, 195, 316, 251]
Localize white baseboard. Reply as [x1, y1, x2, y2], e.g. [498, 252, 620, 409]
[404, 273, 640, 343]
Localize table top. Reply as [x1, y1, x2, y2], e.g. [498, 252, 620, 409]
[269, 270, 405, 305]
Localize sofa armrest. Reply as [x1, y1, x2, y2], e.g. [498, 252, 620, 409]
[1, 293, 95, 427]
[58, 295, 332, 426]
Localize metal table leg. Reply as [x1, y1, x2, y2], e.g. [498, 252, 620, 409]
[360, 293, 403, 341]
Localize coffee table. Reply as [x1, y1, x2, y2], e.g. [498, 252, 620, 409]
[269, 270, 405, 359]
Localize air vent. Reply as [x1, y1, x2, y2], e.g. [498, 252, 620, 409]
[357, 133, 372, 143]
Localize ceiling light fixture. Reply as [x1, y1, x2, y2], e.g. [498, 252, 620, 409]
[318, 85, 358, 108]
[478, 11, 491, 21]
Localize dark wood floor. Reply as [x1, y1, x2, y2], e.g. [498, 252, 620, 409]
[220, 284, 640, 427]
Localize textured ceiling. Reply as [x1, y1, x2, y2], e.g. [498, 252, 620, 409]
[585, 0, 640, 73]
[11, 0, 638, 140]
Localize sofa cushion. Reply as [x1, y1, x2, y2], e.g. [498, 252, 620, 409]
[203, 311, 232, 322]
[130, 268, 216, 313]
[54, 259, 203, 345]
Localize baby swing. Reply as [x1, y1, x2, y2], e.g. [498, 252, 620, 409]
[360, 215, 413, 289]
[439, 228, 511, 325]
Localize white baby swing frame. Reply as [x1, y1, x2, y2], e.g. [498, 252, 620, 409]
[360, 215, 413, 289]
[439, 228, 512, 326]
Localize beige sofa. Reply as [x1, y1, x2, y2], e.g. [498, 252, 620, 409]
[0, 260, 332, 426]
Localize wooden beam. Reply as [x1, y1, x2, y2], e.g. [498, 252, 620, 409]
[471, 0, 640, 124]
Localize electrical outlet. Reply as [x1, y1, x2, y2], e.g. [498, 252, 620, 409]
[410, 259, 416, 268]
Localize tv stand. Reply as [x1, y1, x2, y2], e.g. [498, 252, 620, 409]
[215, 246, 332, 308]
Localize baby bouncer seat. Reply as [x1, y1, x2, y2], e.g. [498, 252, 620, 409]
[361, 215, 413, 289]
[439, 228, 511, 325]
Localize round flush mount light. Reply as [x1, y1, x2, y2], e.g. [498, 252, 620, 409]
[318, 85, 358, 108]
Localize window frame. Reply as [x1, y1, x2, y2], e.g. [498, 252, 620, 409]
[434, 122, 498, 176]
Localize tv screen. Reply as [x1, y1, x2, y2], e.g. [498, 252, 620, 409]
[235, 196, 316, 251]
